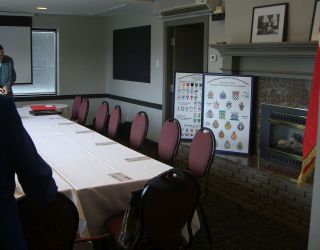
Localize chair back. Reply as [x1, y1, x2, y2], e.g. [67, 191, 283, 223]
[77, 98, 89, 125]
[107, 105, 121, 139]
[94, 101, 109, 133]
[158, 118, 181, 162]
[188, 127, 216, 197]
[130, 111, 149, 150]
[71, 95, 82, 121]
[139, 169, 199, 247]
[17, 192, 79, 250]
[188, 127, 215, 178]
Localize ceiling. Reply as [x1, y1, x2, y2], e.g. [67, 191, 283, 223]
[0, 0, 155, 16]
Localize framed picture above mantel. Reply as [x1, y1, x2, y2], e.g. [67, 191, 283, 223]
[250, 3, 288, 43]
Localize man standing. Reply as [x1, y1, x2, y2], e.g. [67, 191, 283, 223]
[0, 44, 16, 96]
[0, 95, 57, 249]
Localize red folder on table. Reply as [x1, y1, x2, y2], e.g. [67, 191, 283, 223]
[30, 105, 56, 111]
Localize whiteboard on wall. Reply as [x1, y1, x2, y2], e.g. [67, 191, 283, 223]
[0, 26, 32, 84]
[173, 72, 203, 140]
[203, 75, 253, 154]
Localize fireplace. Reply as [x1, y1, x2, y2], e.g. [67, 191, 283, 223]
[260, 104, 306, 168]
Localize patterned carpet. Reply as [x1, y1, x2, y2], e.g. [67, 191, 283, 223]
[192, 191, 308, 250]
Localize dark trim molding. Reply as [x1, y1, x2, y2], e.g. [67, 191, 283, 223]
[14, 94, 106, 102]
[105, 94, 162, 110]
[14, 93, 162, 110]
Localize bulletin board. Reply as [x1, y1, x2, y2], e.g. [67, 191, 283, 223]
[173, 72, 203, 140]
[203, 74, 253, 154]
[113, 25, 151, 83]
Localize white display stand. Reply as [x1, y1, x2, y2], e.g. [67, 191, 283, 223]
[173, 72, 203, 140]
[203, 75, 253, 154]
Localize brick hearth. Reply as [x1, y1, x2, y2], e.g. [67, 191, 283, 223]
[176, 142, 312, 232]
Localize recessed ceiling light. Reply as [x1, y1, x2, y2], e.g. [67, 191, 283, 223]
[36, 6, 47, 10]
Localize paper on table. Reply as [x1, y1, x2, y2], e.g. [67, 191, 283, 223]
[58, 122, 74, 125]
[108, 173, 132, 182]
[48, 117, 64, 120]
[95, 142, 117, 146]
[76, 130, 94, 134]
[125, 156, 151, 162]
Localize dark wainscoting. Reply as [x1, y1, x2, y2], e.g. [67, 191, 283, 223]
[14, 93, 162, 110]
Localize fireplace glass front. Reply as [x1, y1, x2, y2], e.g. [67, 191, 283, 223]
[260, 104, 306, 169]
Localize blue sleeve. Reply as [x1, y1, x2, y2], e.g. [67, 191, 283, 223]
[0, 96, 57, 249]
[9, 57, 16, 85]
[1, 96, 57, 201]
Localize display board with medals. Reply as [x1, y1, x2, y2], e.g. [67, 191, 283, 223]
[203, 75, 253, 154]
[173, 72, 203, 140]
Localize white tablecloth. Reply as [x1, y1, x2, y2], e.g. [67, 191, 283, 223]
[16, 107, 200, 237]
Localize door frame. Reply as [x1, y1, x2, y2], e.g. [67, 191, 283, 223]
[162, 16, 209, 121]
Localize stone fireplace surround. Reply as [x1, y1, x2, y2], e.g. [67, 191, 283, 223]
[175, 42, 317, 232]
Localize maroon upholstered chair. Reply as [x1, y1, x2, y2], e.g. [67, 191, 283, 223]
[188, 127, 216, 243]
[17, 192, 79, 250]
[77, 98, 89, 125]
[105, 169, 200, 249]
[70, 95, 82, 121]
[107, 105, 121, 139]
[158, 118, 181, 163]
[129, 111, 149, 151]
[93, 101, 109, 134]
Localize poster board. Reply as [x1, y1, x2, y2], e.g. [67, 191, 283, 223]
[173, 72, 203, 140]
[203, 75, 253, 154]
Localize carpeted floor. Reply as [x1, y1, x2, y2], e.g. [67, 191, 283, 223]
[191, 191, 308, 250]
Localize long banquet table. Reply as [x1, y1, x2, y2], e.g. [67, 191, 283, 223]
[17, 107, 199, 237]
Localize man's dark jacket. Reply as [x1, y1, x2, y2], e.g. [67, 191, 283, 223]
[0, 96, 57, 249]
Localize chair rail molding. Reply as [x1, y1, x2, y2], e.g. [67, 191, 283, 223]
[210, 42, 318, 80]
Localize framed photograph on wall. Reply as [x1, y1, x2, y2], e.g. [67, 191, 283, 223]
[310, 0, 320, 41]
[250, 3, 288, 43]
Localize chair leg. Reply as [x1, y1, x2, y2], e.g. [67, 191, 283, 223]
[198, 202, 212, 243]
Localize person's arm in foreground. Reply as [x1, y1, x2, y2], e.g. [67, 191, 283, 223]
[0, 96, 57, 249]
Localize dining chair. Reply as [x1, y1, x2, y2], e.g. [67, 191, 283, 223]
[104, 168, 200, 249]
[93, 101, 109, 134]
[107, 105, 121, 139]
[158, 118, 181, 163]
[17, 192, 79, 250]
[188, 127, 216, 243]
[70, 95, 82, 121]
[77, 98, 89, 125]
[130, 111, 149, 151]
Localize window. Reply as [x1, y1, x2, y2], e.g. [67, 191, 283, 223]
[13, 29, 57, 95]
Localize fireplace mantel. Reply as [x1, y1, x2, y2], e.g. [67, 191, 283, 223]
[210, 42, 317, 80]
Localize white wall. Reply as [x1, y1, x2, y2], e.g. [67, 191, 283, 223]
[33, 14, 107, 95]
[104, 6, 164, 141]
[224, 0, 314, 43]
[208, 18, 225, 73]
[208, 0, 316, 73]
[16, 15, 108, 123]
